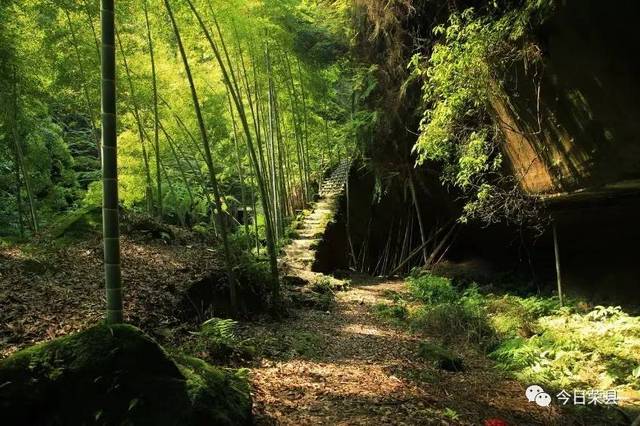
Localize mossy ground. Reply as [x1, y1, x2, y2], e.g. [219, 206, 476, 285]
[0, 324, 251, 426]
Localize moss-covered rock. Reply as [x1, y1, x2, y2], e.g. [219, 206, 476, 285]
[46, 206, 102, 239]
[0, 324, 252, 426]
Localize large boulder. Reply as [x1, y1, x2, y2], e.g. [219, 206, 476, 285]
[0, 324, 252, 426]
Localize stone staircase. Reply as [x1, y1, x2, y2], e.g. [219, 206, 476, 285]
[319, 158, 352, 198]
[282, 159, 351, 277]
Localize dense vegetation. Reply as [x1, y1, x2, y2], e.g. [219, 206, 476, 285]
[1, 0, 639, 424]
[376, 272, 640, 422]
[0, 0, 353, 256]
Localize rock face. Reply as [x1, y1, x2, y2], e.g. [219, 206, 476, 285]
[497, 1, 640, 195]
[0, 324, 252, 426]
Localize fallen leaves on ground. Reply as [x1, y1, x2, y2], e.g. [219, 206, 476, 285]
[0, 233, 221, 357]
[244, 280, 569, 425]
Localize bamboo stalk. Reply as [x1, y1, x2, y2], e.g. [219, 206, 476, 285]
[144, 0, 162, 219]
[81, 0, 101, 61]
[11, 71, 38, 233]
[13, 144, 24, 238]
[192, 0, 280, 305]
[101, 0, 123, 324]
[64, 8, 99, 152]
[226, 91, 251, 249]
[408, 172, 429, 264]
[116, 28, 154, 214]
[296, 59, 312, 201]
[165, 0, 238, 314]
[553, 220, 564, 306]
[159, 121, 195, 207]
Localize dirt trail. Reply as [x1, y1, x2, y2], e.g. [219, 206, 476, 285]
[249, 166, 567, 425]
[248, 279, 567, 425]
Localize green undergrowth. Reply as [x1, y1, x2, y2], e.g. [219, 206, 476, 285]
[0, 324, 252, 425]
[182, 315, 326, 363]
[180, 318, 257, 364]
[375, 272, 640, 405]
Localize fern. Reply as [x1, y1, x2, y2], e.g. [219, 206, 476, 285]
[201, 318, 237, 344]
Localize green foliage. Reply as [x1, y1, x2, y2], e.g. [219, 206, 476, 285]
[490, 305, 640, 392]
[408, 272, 459, 304]
[487, 294, 561, 339]
[375, 302, 408, 322]
[0, 0, 353, 237]
[234, 249, 274, 292]
[183, 317, 257, 363]
[402, 273, 640, 395]
[406, 273, 498, 348]
[411, 301, 498, 350]
[411, 2, 554, 225]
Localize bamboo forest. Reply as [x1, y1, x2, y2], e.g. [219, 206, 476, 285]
[2, 0, 640, 424]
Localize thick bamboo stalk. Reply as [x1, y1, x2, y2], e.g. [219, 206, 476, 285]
[101, 0, 123, 324]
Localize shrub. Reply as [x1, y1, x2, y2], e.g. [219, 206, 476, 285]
[408, 273, 459, 305]
[487, 295, 561, 339]
[407, 275, 498, 349]
[411, 301, 498, 350]
[401, 272, 640, 396]
[375, 302, 408, 322]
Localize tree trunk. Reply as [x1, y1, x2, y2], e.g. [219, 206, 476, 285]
[101, 0, 123, 324]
